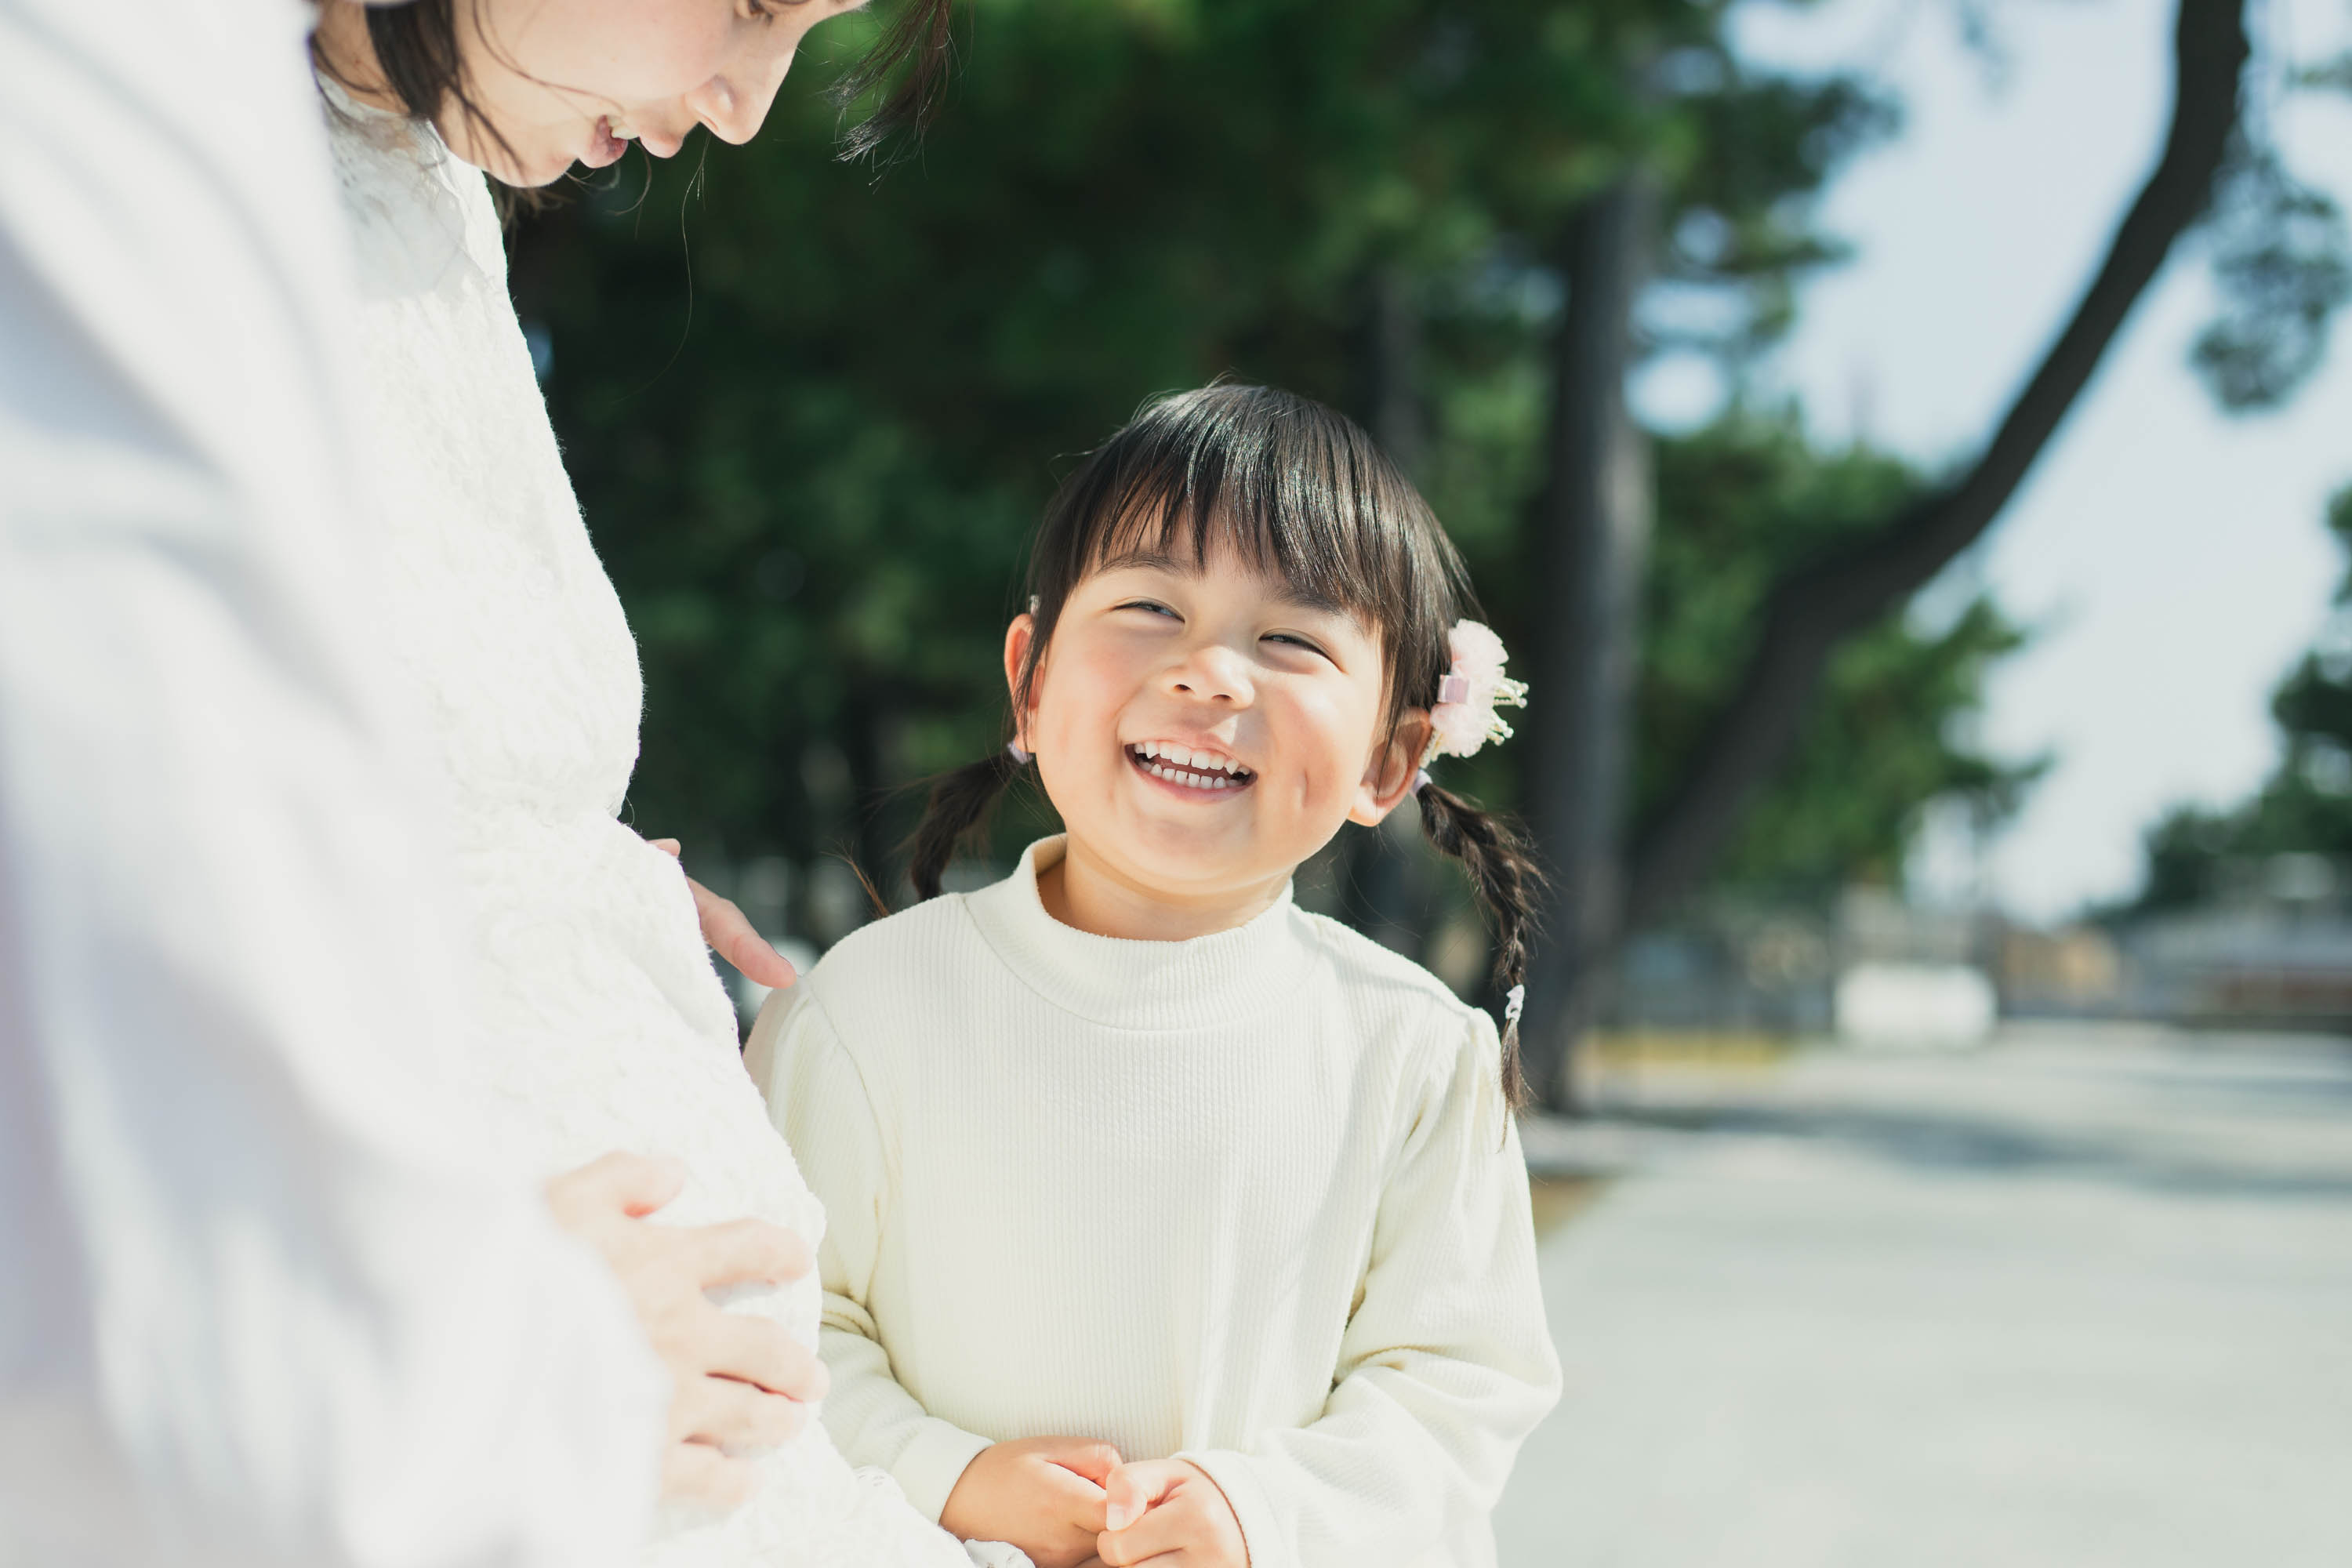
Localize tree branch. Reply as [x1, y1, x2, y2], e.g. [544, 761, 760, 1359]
[1624, 0, 2249, 930]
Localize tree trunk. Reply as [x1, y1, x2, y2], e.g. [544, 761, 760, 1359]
[1621, 0, 2249, 933]
[1520, 176, 1658, 1110]
[1342, 265, 1445, 957]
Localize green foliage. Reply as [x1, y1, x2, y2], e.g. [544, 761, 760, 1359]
[1642, 416, 2038, 896]
[2132, 484, 2352, 909]
[518, 0, 2003, 923]
[2192, 140, 2352, 412]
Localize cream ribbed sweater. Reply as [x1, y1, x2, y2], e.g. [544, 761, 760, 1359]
[749, 838, 1561, 1568]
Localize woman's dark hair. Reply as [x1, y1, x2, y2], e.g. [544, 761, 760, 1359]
[907, 383, 1546, 1105]
[332, 0, 954, 172]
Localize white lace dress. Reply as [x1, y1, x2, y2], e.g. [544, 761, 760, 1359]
[321, 90, 1021, 1568]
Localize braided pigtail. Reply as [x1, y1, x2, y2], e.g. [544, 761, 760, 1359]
[906, 747, 1025, 901]
[1415, 782, 1546, 1109]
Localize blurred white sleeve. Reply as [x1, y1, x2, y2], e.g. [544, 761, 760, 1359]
[0, 2, 667, 1564]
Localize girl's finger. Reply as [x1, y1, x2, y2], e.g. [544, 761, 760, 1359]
[1096, 1494, 1192, 1566]
[649, 837, 683, 856]
[1047, 1439, 1124, 1486]
[1102, 1463, 1154, 1530]
[1107, 1457, 1187, 1511]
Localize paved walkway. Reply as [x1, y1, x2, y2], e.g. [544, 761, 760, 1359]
[1496, 1023, 2352, 1567]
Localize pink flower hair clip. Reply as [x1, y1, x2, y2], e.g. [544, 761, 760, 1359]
[1415, 619, 1528, 789]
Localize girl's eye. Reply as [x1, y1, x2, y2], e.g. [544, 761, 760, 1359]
[1115, 599, 1181, 620]
[1264, 632, 1332, 660]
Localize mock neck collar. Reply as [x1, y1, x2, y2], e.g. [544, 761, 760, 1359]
[963, 838, 1310, 1032]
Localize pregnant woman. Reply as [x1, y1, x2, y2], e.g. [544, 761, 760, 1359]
[306, 3, 1018, 1563]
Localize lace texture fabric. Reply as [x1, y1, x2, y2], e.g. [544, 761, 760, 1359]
[321, 87, 1021, 1568]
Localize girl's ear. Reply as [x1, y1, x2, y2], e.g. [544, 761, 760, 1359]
[1350, 708, 1433, 826]
[1003, 612, 1039, 753]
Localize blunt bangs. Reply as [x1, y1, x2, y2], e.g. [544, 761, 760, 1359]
[1025, 384, 1474, 726]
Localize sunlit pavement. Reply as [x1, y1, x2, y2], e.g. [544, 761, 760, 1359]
[1497, 1024, 2352, 1567]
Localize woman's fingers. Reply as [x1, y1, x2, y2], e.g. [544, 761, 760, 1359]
[684, 874, 798, 989]
[646, 836, 797, 988]
[545, 1149, 686, 1223]
[660, 1437, 755, 1509]
[545, 1161, 826, 1500]
[671, 1369, 810, 1450]
[702, 1308, 829, 1403]
[687, 1214, 813, 1291]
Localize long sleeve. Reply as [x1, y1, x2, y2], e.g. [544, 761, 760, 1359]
[0, 2, 667, 1563]
[753, 989, 996, 1522]
[1178, 1017, 1563, 1568]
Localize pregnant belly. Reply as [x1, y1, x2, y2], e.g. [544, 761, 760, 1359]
[447, 811, 828, 1345]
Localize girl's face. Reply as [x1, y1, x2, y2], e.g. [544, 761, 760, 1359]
[347, 0, 869, 187]
[1008, 541, 1431, 913]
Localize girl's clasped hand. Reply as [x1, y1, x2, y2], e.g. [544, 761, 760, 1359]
[939, 1439, 1244, 1568]
[755, 384, 1563, 1568]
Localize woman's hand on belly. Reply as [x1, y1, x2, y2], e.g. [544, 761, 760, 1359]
[649, 837, 797, 991]
[546, 1151, 827, 1508]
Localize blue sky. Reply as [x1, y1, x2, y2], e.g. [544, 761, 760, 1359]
[1638, 0, 2352, 923]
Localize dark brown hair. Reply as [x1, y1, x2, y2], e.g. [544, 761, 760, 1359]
[906, 384, 1545, 1105]
[341, 0, 955, 171]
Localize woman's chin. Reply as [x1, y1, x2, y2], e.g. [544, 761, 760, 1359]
[514, 148, 590, 187]
[438, 127, 581, 188]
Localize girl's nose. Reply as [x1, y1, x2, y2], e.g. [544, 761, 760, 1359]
[1167, 644, 1254, 706]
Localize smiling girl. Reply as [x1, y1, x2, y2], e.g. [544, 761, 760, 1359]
[750, 385, 1563, 1568]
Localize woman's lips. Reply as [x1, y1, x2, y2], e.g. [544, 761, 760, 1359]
[582, 114, 627, 169]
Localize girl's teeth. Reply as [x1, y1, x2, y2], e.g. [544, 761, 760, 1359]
[1140, 752, 1241, 789]
[1135, 742, 1244, 775]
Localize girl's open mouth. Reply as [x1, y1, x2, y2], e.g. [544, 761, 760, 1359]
[1128, 741, 1254, 793]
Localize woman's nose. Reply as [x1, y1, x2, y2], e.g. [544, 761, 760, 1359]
[685, 52, 793, 146]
